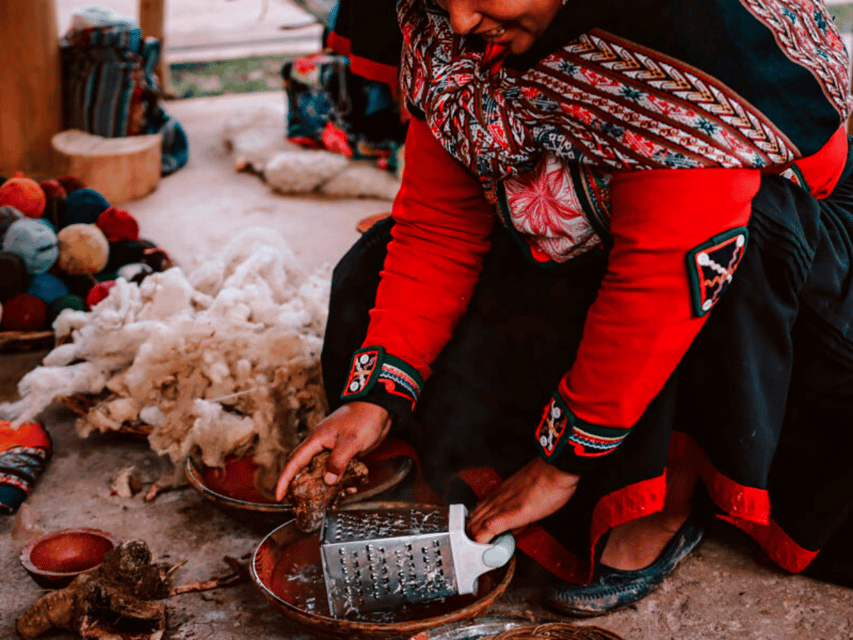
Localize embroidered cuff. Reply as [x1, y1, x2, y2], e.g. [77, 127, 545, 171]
[534, 392, 630, 475]
[340, 347, 425, 420]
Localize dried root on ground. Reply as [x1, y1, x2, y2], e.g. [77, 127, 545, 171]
[16, 540, 172, 640]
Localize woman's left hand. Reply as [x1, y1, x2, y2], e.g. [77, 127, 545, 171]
[466, 457, 580, 543]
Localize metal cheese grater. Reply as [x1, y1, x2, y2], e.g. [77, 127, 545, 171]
[319, 503, 515, 618]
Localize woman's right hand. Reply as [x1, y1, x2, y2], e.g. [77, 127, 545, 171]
[274, 401, 392, 502]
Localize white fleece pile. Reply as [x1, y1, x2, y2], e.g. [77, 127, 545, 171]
[0, 227, 331, 480]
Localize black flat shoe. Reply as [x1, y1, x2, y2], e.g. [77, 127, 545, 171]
[545, 513, 705, 617]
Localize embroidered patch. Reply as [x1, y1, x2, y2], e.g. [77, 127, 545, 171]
[686, 227, 749, 317]
[535, 394, 572, 459]
[341, 347, 384, 399]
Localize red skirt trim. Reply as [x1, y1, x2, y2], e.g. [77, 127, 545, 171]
[449, 430, 821, 581]
[718, 515, 819, 573]
[672, 431, 771, 525]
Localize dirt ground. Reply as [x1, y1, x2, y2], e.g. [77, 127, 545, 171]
[2, 89, 853, 640]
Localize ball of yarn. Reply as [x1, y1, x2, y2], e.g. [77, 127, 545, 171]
[0, 205, 23, 242]
[57, 224, 110, 275]
[86, 280, 115, 309]
[0, 175, 46, 218]
[96, 207, 139, 242]
[2, 218, 59, 274]
[47, 294, 86, 324]
[138, 239, 174, 272]
[1, 293, 47, 331]
[39, 179, 68, 231]
[32, 218, 56, 232]
[0, 251, 27, 301]
[117, 262, 153, 284]
[64, 188, 110, 226]
[95, 269, 118, 282]
[106, 239, 146, 272]
[55, 175, 86, 195]
[62, 273, 97, 299]
[26, 273, 70, 305]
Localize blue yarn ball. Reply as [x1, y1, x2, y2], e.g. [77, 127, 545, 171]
[63, 188, 110, 227]
[2, 218, 59, 274]
[47, 294, 86, 324]
[26, 273, 70, 305]
[32, 217, 56, 233]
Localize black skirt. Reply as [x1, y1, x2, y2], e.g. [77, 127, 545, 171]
[321, 145, 853, 588]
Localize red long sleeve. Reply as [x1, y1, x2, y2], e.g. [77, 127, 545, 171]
[561, 168, 760, 429]
[362, 118, 496, 379]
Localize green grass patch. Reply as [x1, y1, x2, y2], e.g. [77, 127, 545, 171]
[168, 54, 300, 99]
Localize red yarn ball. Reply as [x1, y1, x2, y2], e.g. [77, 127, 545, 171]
[86, 280, 116, 309]
[1, 293, 47, 331]
[0, 175, 46, 218]
[39, 179, 67, 200]
[55, 175, 87, 194]
[97, 207, 140, 242]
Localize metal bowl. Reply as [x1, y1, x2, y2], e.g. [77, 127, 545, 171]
[185, 439, 415, 532]
[251, 502, 515, 640]
[20, 528, 119, 589]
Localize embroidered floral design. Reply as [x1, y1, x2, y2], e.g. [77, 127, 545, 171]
[504, 155, 602, 262]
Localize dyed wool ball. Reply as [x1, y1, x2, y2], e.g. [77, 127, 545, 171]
[55, 175, 86, 195]
[26, 273, 70, 305]
[106, 239, 145, 272]
[86, 280, 115, 309]
[0, 175, 46, 218]
[39, 179, 67, 231]
[64, 188, 110, 226]
[57, 224, 110, 275]
[61, 273, 97, 299]
[139, 239, 173, 272]
[47, 294, 86, 324]
[0, 251, 27, 301]
[1, 293, 47, 331]
[117, 262, 153, 284]
[0, 206, 23, 242]
[97, 207, 139, 242]
[2, 218, 59, 274]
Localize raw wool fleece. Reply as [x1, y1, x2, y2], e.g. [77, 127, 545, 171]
[0, 227, 331, 491]
[222, 102, 401, 200]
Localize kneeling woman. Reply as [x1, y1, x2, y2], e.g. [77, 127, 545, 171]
[277, 0, 853, 614]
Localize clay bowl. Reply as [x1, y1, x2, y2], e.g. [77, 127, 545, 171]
[251, 501, 516, 640]
[20, 528, 119, 589]
[185, 438, 416, 533]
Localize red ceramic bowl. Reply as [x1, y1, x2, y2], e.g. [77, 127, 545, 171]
[20, 528, 119, 589]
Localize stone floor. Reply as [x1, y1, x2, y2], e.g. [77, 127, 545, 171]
[2, 88, 853, 640]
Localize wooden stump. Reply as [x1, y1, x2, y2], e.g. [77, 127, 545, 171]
[52, 130, 163, 204]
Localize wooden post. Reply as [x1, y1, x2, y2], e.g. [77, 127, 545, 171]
[139, 0, 175, 98]
[0, 0, 63, 177]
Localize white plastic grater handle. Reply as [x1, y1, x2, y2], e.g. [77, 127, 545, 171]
[447, 504, 516, 595]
